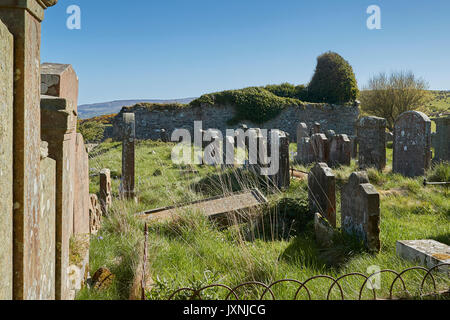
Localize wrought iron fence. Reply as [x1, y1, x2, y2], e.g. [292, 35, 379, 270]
[165, 264, 449, 300]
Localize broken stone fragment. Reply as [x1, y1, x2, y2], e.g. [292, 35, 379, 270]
[92, 267, 114, 290]
[314, 213, 336, 248]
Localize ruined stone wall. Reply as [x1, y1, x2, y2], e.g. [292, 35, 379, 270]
[110, 103, 359, 141]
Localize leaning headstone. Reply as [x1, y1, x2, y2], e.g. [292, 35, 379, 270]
[310, 133, 329, 163]
[358, 116, 387, 170]
[0, 18, 13, 300]
[328, 134, 351, 167]
[122, 113, 136, 199]
[0, 0, 57, 300]
[432, 116, 450, 163]
[73, 133, 90, 235]
[100, 169, 112, 215]
[341, 171, 380, 252]
[308, 163, 336, 227]
[393, 111, 432, 177]
[41, 96, 77, 300]
[396, 240, 449, 272]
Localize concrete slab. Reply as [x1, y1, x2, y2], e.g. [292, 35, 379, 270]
[396, 240, 450, 272]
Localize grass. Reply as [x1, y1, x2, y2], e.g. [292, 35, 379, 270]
[78, 140, 450, 300]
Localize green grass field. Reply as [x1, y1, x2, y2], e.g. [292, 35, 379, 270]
[77, 141, 449, 300]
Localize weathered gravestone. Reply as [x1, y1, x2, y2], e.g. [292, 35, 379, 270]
[41, 63, 79, 111]
[0, 0, 57, 300]
[100, 169, 112, 215]
[308, 163, 336, 227]
[341, 171, 380, 252]
[73, 133, 90, 235]
[296, 137, 314, 164]
[0, 19, 13, 300]
[310, 133, 328, 163]
[268, 130, 290, 190]
[39, 154, 56, 300]
[396, 240, 449, 272]
[328, 134, 351, 167]
[41, 96, 77, 300]
[297, 122, 309, 140]
[313, 122, 321, 135]
[393, 111, 432, 177]
[349, 136, 358, 159]
[358, 116, 386, 170]
[89, 194, 102, 235]
[432, 116, 450, 163]
[122, 113, 136, 199]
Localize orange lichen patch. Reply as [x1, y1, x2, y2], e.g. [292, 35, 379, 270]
[432, 253, 450, 260]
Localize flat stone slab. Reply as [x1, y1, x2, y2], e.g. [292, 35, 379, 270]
[396, 240, 450, 271]
[137, 189, 267, 226]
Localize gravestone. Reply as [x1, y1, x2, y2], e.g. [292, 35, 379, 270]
[269, 130, 290, 190]
[308, 163, 336, 227]
[358, 116, 386, 170]
[0, 18, 13, 300]
[328, 134, 351, 167]
[39, 156, 56, 300]
[0, 0, 57, 300]
[41, 63, 79, 114]
[122, 113, 136, 199]
[100, 169, 112, 215]
[89, 194, 102, 235]
[349, 135, 358, 158]
[310, 133, 329, 163]
[41, 96, 76, 300]
[296, 137, 314, 164]
[432, 116, 450, 163]
[313, 122, 321, 134]
[73, 133, 90, 235]
[297, 122, 308, 140]
[396, 240, 449, 271]
[393, 111, 432, 177]
[341, 171, 380, 252]
[325, 129, 336, 141]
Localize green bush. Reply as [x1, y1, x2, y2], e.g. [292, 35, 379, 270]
[78, 120, 105, 142]
[190, 87, 303, 124]
[308, 51, 359, 104]
[264, 83, 308, 100]
[427, 162, 450, 182]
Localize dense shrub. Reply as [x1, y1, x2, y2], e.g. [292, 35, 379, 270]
[190, 87, 303, 124]
[78, 120, 105, 142]
[308, 51, 359, 104]
[264, 83, 308, 100]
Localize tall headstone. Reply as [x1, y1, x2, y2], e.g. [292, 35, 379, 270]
[99, 169, 112, 215]
[271, 130, 290, 190]
[310, 133, 328, 163]
[122, 113, 136, 199]
[41, 96, 76, 300]
[0, 0, 57, 300]
[39, 155, 56, 300]
[328, 134, 351, 167]
[308, 163, 336, 227]
[341, 172, 380, 252]
[296, 137, 314, 164]
[358, 116, 386, 170]
[393, 111, 432, 177]
[73, 133, 90, 235]
[432, 116, 450, 163]
[0, 18, 13, 300]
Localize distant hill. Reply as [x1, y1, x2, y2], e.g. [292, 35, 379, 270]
[77, 98, 196, 119]
[426, 90, 450, 116]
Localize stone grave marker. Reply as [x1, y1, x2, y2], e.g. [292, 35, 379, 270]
[432, 116, 449, 163]
[100, 169, 112, 215]
[358, 116, 387, 170]
[122, 113, 136, 199]
[308, 163, 336, 227]
[328, 134, 351, 167]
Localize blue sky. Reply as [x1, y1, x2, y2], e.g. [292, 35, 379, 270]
[42, 0, 450, 105]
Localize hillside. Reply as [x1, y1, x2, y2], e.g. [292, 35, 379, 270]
[426, 90, 450, 115]
[77, 98, 196, 119]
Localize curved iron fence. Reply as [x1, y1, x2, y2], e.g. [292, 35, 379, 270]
[166, 264, 449, 300]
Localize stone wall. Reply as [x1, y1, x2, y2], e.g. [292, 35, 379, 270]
[110, 103, 360, 141]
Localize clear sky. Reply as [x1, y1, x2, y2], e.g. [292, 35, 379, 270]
[41, 0, 450, 105]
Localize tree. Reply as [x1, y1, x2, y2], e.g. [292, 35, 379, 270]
[308, 52, 359, 104]
[78, 120, 105, 142]
[360, 71, 430, 129]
